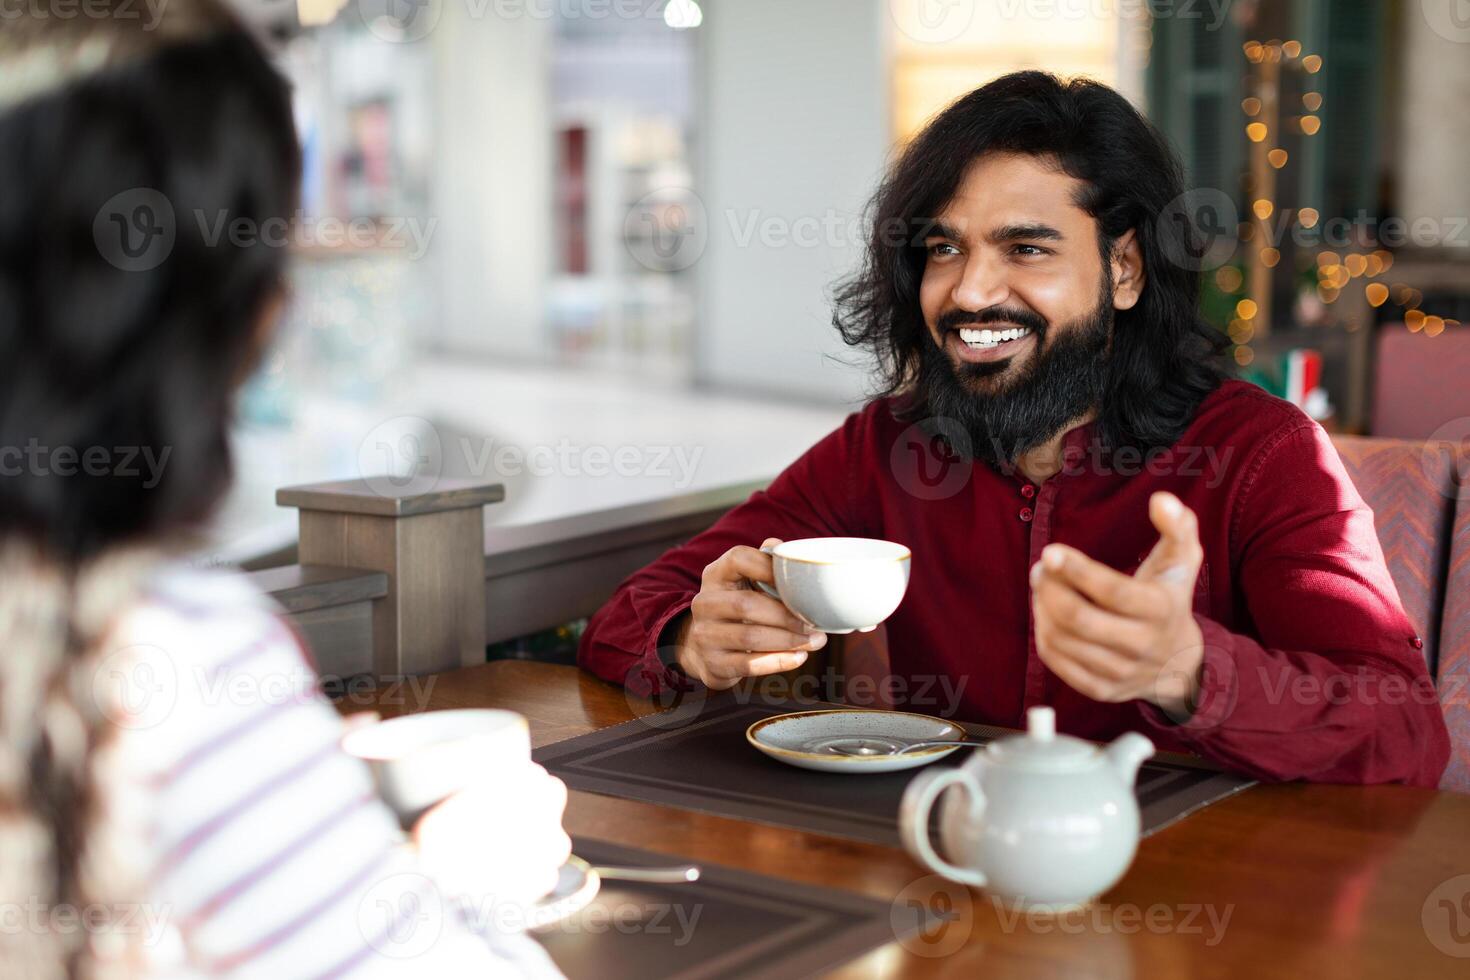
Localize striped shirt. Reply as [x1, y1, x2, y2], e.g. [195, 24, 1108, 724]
[103, 564, 563, 979]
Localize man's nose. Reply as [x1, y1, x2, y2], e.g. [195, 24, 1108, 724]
[951, 251, 1010, 311]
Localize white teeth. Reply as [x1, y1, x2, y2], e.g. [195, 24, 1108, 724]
[959, 326, 1032, 349]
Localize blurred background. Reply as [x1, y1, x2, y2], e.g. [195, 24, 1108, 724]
[216, 0, 1470, 577]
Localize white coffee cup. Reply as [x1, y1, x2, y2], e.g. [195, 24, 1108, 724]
[758, 537, 912, 634]
[342, 708, 532, 827]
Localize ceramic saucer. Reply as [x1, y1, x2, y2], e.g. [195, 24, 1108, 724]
[746, 709, 968, 774]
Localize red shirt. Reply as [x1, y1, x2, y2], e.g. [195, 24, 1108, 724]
[579, 380, 1450, 787]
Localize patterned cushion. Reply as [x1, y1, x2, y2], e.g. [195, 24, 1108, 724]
[1331, 436, 1457, 675]
[1438, 450, 1470, 793]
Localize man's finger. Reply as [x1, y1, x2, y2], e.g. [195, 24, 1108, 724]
[703, 545, 776, 590]
[1137, 492, 1202, 584]
[706, 622, 827, 654]
[1035, 625, 1138, 682]
[1035, 639, 1122, 703]
[1032, 568, 1155, 655]
[696, 589, 815, 635]
[706, 648, 811, 682]
[1039, 544, 1167, 619]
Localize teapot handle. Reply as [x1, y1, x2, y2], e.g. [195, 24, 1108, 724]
[899, 768, 988, 888]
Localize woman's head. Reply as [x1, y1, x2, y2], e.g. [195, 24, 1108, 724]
[833, 70, 1227, 463]
[0, 4, 300, 975]
[0, 0, 301, 563]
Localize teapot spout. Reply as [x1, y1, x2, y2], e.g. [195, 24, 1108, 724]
[1104, 732, 1155, 786]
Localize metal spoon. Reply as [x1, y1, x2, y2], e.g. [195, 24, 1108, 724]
[827, 739, 986, 757]
[589, 863, 701, 884]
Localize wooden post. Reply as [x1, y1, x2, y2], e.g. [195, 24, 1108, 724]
[277, 479, 504, 678]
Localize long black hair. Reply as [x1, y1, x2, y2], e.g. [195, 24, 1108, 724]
[833, 70, 1228, 452]
[0, 4, 300, 975]
[0, 2, 301, 562]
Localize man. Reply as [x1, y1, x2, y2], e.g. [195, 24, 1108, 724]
[578, 71, 1449, 787]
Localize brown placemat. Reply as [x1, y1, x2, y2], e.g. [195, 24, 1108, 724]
[534, 695, 1255, 846]
[538, 837, 934, 980]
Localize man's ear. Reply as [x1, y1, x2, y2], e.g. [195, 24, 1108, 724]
[1110, 229, 1145, 311]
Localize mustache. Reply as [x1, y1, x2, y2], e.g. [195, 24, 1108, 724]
[936, 307, 1048, 336]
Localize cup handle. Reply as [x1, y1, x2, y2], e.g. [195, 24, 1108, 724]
[899, 768, 988, 888]
[756, 543, 782, 601]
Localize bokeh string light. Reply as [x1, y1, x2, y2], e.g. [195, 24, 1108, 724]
[1230, 38, 1458, 371]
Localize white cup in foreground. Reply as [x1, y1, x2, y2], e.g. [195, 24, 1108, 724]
[758, 537, 911, 634]
[342, 708, 531, 828]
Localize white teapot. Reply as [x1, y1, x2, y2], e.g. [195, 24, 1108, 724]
[899, 706, 1154, 911]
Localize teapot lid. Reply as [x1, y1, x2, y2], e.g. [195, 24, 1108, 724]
[986, 707, 1100, 772]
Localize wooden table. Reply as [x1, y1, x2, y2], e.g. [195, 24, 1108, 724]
[339, 661, 1470, 979]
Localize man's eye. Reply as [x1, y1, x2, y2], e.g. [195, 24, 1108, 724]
[928, 243, 960, 257]
[1013, 244, 1050, 256]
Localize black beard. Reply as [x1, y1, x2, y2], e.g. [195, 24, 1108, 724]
[918, 293, 1112, 472]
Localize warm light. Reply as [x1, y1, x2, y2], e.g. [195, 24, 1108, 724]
[1303, 92, 1323, 111]
[1425, 316, 1446, 337]
[1345, 254, 1368, 277]
[1242, 97, 1262, 116]
[1448, 319, 1463, 331]
[1299, 208, 1319, 228]
[1300, 115, 1321, 135]
[1228, 318, 1254, 343]
[1246, 122, 1269, 142]
[663, 0, 703, 29]
[1261, 247, 1281, 268]
[1215, 266, 1243, 292]
[1366, 283, 1389, 307]
[298, 0, 350, 27]
[1318, 251, 1340, 267]
[1318, 285, 1339, 303]
[1283, 40, 1303, 59]
[1239, 222, 1256, 242]
[1374, 250, 1394, 273]
[1406, 309, 1426, 330]
[1236, 299, 1258, 320]
[1303, 55, 1323, 73]
[1365, 254, 1384, 276]
[1268, 148, 1289, 168]
[1234, 345, 1255, 366]
[1253, 199, 1274, 220]
[1265, 42, 1283, 63]
[1244, 41, 1265, 63]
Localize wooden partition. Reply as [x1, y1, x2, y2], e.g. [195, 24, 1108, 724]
[250, 478, 759, 683]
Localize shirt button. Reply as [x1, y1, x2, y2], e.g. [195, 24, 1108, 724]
[1019, 507, 1034, 522]
[1411, 636, 1424, 650]
[1021, 484, 1036, 499]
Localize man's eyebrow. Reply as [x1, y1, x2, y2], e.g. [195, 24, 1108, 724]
[989, 222, 1064, 243]
[920, 220, 965, 241]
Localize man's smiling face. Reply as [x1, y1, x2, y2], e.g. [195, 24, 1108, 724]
[920, 151, 1142, 394]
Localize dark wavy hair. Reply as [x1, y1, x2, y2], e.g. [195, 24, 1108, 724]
[0, 4, 300, 975]
[0, 4, 300, 560]
[832, 70, 1228, 452]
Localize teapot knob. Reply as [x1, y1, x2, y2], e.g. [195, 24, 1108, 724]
[1026, 705, 1056, 741]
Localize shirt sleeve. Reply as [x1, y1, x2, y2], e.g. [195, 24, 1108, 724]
[127, 607, 563, 979]
[577, 409, 873, 696]
[1138, 422, 1451, 787]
